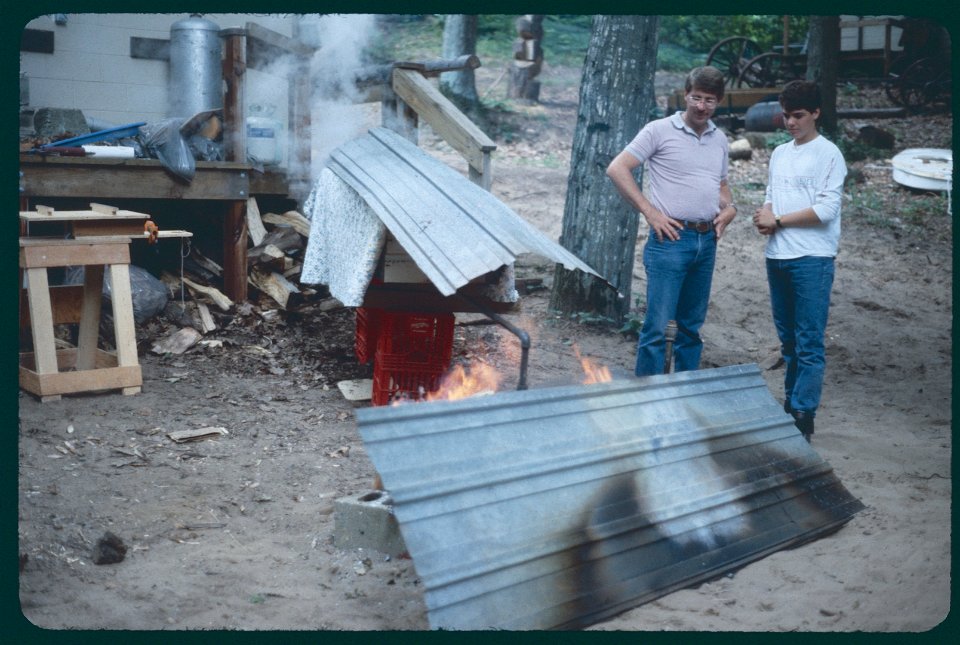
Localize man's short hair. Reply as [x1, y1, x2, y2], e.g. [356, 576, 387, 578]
[685, 66, 726, 100]
[779, 80, 822, 113]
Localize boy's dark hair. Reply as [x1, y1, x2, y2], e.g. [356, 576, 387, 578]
[685, 66, 726, 100]
[779, 80, 822, 114]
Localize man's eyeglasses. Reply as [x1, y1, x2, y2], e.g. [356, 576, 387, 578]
[686, 95, 718, 108]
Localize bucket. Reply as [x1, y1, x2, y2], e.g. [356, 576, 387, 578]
[745, 101, 784, 132]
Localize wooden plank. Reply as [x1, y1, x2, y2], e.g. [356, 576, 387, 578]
[89, 202, 119, 215]
[24, 267, 59, 376]
[72, 219, 148, 237]
[75, 264, 104, 372]
[20, 364, 142, 397]
[19, 157, 251, 200]
[20, 209, 147, 221]
[392, 68, 496, 175]
[108, 263, 139, 369]
[20, 242, 130, 269]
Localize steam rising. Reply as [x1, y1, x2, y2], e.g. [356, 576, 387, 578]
[245, 14, 379, 187]
[307, 14, 379, 179]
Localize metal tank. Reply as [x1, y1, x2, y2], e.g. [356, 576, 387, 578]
[168, 14, 222, 119]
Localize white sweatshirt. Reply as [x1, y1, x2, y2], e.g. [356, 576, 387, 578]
[764, 134, 847, 259]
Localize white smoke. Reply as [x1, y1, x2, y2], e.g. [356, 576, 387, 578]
[243, 14, 379, 193]
[307, 14, 380, 177]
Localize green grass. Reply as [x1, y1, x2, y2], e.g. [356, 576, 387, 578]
[373, 15, 700, 72]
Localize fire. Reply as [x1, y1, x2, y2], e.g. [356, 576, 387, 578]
[575, 346, 612, 384]
[390, 347, 612, 406]
[426, 363, 503, 401]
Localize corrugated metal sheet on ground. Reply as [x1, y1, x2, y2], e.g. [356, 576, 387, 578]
[321, 126, 600, 298]
[356, 363, 865, 630]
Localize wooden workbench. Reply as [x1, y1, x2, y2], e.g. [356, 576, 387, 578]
[19, 153, 290, 302]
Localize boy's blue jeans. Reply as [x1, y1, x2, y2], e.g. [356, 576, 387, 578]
[635, 228, 717, 376]
[765, 256, 835, 415]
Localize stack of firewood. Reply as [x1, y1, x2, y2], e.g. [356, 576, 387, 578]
[154, 196, 327, 353]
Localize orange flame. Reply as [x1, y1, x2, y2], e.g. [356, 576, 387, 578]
[426, 363, 503, 401]
[574, 346, 612, 384]
[390, 345, 613, 406]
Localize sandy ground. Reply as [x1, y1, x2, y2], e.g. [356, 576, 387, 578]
[16, 61, 952, 634]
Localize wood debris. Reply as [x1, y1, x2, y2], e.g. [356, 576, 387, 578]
[151, 327, 202, 355]
[166, 427, 229, 443]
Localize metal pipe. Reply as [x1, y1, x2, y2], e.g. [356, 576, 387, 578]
[663, 320, 678, 374]
[463, 296, 530, 391]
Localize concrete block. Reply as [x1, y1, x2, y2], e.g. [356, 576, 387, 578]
[333, 490, 407, 557]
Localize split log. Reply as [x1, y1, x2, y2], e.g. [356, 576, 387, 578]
[181, 276, 234, 311]
[246, 197, 268, 246]
[190, 249, 223, 277]
[196, 302, 218, 334]
[249, 226, 303, 259]
[249, 266, 300, 309]
[151, 327, 202, 355]
[262, 210, 311, 237]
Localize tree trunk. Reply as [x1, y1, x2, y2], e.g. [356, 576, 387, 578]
[439, 15, 479, 106]
[549, 15, 660, 323]
[806, 16, 840, 137]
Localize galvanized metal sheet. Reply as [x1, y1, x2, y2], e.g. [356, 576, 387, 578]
[326, 126, 601, 296]
[356, 363, 865, 630]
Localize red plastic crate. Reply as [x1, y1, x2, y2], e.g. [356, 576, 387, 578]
[370, 311, 455, 406]
[355, 307, 381, 364]
[371, 354, 448, 406]
[377, 311, 454, 363]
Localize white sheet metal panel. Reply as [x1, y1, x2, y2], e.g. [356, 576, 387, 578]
[356, 363, 865, 630]
[325, 127, 601, 297]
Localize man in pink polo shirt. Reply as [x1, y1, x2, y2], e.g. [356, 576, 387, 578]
[607, 66, 737, 376]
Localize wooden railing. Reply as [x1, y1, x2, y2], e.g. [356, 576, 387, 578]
[389, 66, 497, 191]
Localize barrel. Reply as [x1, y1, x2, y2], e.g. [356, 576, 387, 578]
[744, 101, 784, 132]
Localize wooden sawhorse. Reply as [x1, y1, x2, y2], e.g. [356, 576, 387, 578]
[19, 237, 142, 402]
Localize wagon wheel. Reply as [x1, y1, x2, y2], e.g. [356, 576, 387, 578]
[891, 57, 947, 112]
[706, 37, 764, 88]
[736, 52, 805, 88]
[883, 54, 914, 105]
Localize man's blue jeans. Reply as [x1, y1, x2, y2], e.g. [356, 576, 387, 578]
[766, 256, 835, 415]
[635, 228, 717, 376]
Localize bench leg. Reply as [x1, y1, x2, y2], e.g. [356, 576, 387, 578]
[76, 264, 104, 372]
[108, 263, 142, 395]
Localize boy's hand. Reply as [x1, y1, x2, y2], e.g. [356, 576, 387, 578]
[753, 205, 777, 236]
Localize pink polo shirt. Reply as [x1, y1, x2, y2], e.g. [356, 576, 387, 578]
[625, 112, 729, 222]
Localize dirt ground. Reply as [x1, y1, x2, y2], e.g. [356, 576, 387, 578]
[16, 62, 952, 633]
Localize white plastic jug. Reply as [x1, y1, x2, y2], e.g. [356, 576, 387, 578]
[246, 104, 283, 165]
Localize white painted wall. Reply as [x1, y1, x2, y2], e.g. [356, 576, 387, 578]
[21, 13, 297, 128]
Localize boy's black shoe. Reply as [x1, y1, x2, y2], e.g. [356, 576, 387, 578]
[791, 410, 814, 443]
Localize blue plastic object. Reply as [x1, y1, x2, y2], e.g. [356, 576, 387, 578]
[40, 122, 146, 149]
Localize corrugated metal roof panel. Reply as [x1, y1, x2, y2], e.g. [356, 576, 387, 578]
[356, 363, 865, 630]
[326, 127, 601, 296]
